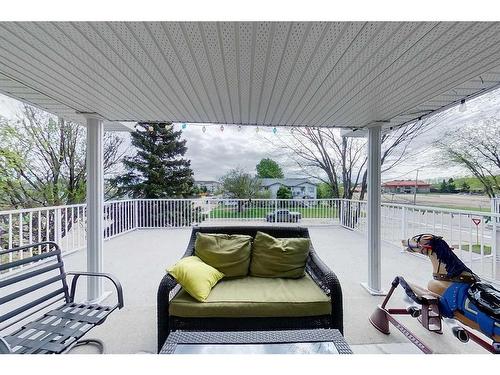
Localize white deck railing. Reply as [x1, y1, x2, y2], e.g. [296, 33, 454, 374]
[1, 198, 498, 283]
[339, 199, 500, 284]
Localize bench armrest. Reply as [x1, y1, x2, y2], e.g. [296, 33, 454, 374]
[306, 250, 344, 334]
[66, 271, 124, 310]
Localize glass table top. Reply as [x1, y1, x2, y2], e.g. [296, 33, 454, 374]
[173, 341, 339, 354]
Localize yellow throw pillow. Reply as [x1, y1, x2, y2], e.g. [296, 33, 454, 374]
[167, 256, 224, 302]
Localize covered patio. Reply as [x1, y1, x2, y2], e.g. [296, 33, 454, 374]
[57, 225, 484, 354]
[1, 21, 500, 354]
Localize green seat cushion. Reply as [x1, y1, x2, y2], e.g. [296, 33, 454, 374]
[167, 256, 224, 302]
[169, 274, 330, 318]
[249, 231, 310, 278]
[195, 233, 252, 278]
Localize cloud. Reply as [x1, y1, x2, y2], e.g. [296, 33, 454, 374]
[182, 125, 281, 180]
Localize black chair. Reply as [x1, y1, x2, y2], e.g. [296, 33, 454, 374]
[0, 241, 123, 354]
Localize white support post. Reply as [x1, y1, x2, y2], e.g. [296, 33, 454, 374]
[361, 125, 386, 295]
[86, 116, 104, 302]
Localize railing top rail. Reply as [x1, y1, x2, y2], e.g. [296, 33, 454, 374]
[1, 197, 497, 218]
[380, 201, 500, 218]
[0, 203, 87, 216]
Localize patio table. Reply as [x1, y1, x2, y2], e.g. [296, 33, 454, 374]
[159, 329, 352, 354]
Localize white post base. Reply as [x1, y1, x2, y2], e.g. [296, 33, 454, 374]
[360, 282, 387, 296]
[85, 290, 112, 305]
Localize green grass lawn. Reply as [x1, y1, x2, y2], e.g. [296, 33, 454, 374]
[455, 244, 492, 255]
[208, 206, 337, 219]
[435, 205, 492, 213]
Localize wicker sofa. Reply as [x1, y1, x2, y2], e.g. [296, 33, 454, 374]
[156, 226, 343, 352]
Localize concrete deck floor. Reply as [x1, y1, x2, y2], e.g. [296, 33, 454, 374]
[6, 225, 488, 354]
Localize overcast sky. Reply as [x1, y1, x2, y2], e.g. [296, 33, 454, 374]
[1, 87, 499, 183]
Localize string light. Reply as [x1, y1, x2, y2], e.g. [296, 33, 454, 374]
[148, 123, 295, 135]
[459, 99, 467, 113]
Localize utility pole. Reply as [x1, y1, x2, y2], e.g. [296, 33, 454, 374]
[413, 169, 419, 205]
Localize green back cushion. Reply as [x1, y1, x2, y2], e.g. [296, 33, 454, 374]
[167, 256, 224, 302]
[195, 233, 253, 278]
[249, 231, 310, 278]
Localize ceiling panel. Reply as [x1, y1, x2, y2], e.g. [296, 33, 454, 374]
[0, 21, 499, 130]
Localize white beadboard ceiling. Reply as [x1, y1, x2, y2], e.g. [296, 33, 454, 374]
[0, 22, 500, 129]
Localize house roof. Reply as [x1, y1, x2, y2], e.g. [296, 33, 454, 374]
[382, 180, 431, 187]
[195, 180, 220, 184]
[0, 22, 500, 130]
[260, 178, 316, 188]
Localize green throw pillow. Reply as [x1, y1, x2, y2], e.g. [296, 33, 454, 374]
[195, 233, 253, 278]
[167, 256, 224, 302]
[249, 231, 310, 278]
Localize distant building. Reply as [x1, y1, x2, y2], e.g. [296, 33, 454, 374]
[382, 180, 431, 194]
[194, 180, 221, 194]
[260, 178, 317, 199]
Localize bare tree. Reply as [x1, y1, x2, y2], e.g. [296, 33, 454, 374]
[436, 119, 500, 197]
[274, 119, 432, 199]
[0, 105, 125, 209]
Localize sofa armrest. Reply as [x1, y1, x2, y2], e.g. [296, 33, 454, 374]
[306, 249, 344, 335]
[157, 273, 179, 352]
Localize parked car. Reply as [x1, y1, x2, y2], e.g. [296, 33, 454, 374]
[266, 209, 301, 223]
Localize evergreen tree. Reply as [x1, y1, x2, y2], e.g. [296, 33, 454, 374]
[447, 178, 456, 193]
[439, 179, 448, 193]
[276, 186, 292, 199]
[113, 122, 194, 199]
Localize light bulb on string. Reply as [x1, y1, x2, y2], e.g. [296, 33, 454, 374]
[459, 99, 467, 113]
[273, 127, 277, 134]
[255, 126, 260, 133]
[202, 125, 206, 133]
[238, 125, 242, 132]
[220, 125, 224, 132]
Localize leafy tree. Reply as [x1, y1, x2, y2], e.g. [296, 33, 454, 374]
[0, 105, 123, 209]
[220, 168, 262, 199]
[112, 122, 194, 199]
[439, 179, 448, 193]
[220, 168, 262, 212]
[256, 158, 284, 178]
[447, 178, 456, 193]
[317, 182, 334, 199]
[273, 117, 434, 200]
[436, 120, 500, 197]
[0, 105, 124, 248]
[276, 185, 292, 199]
[460, 181, 471, 193]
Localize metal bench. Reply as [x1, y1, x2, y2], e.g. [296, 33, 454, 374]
[0, 241, 123, 354]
